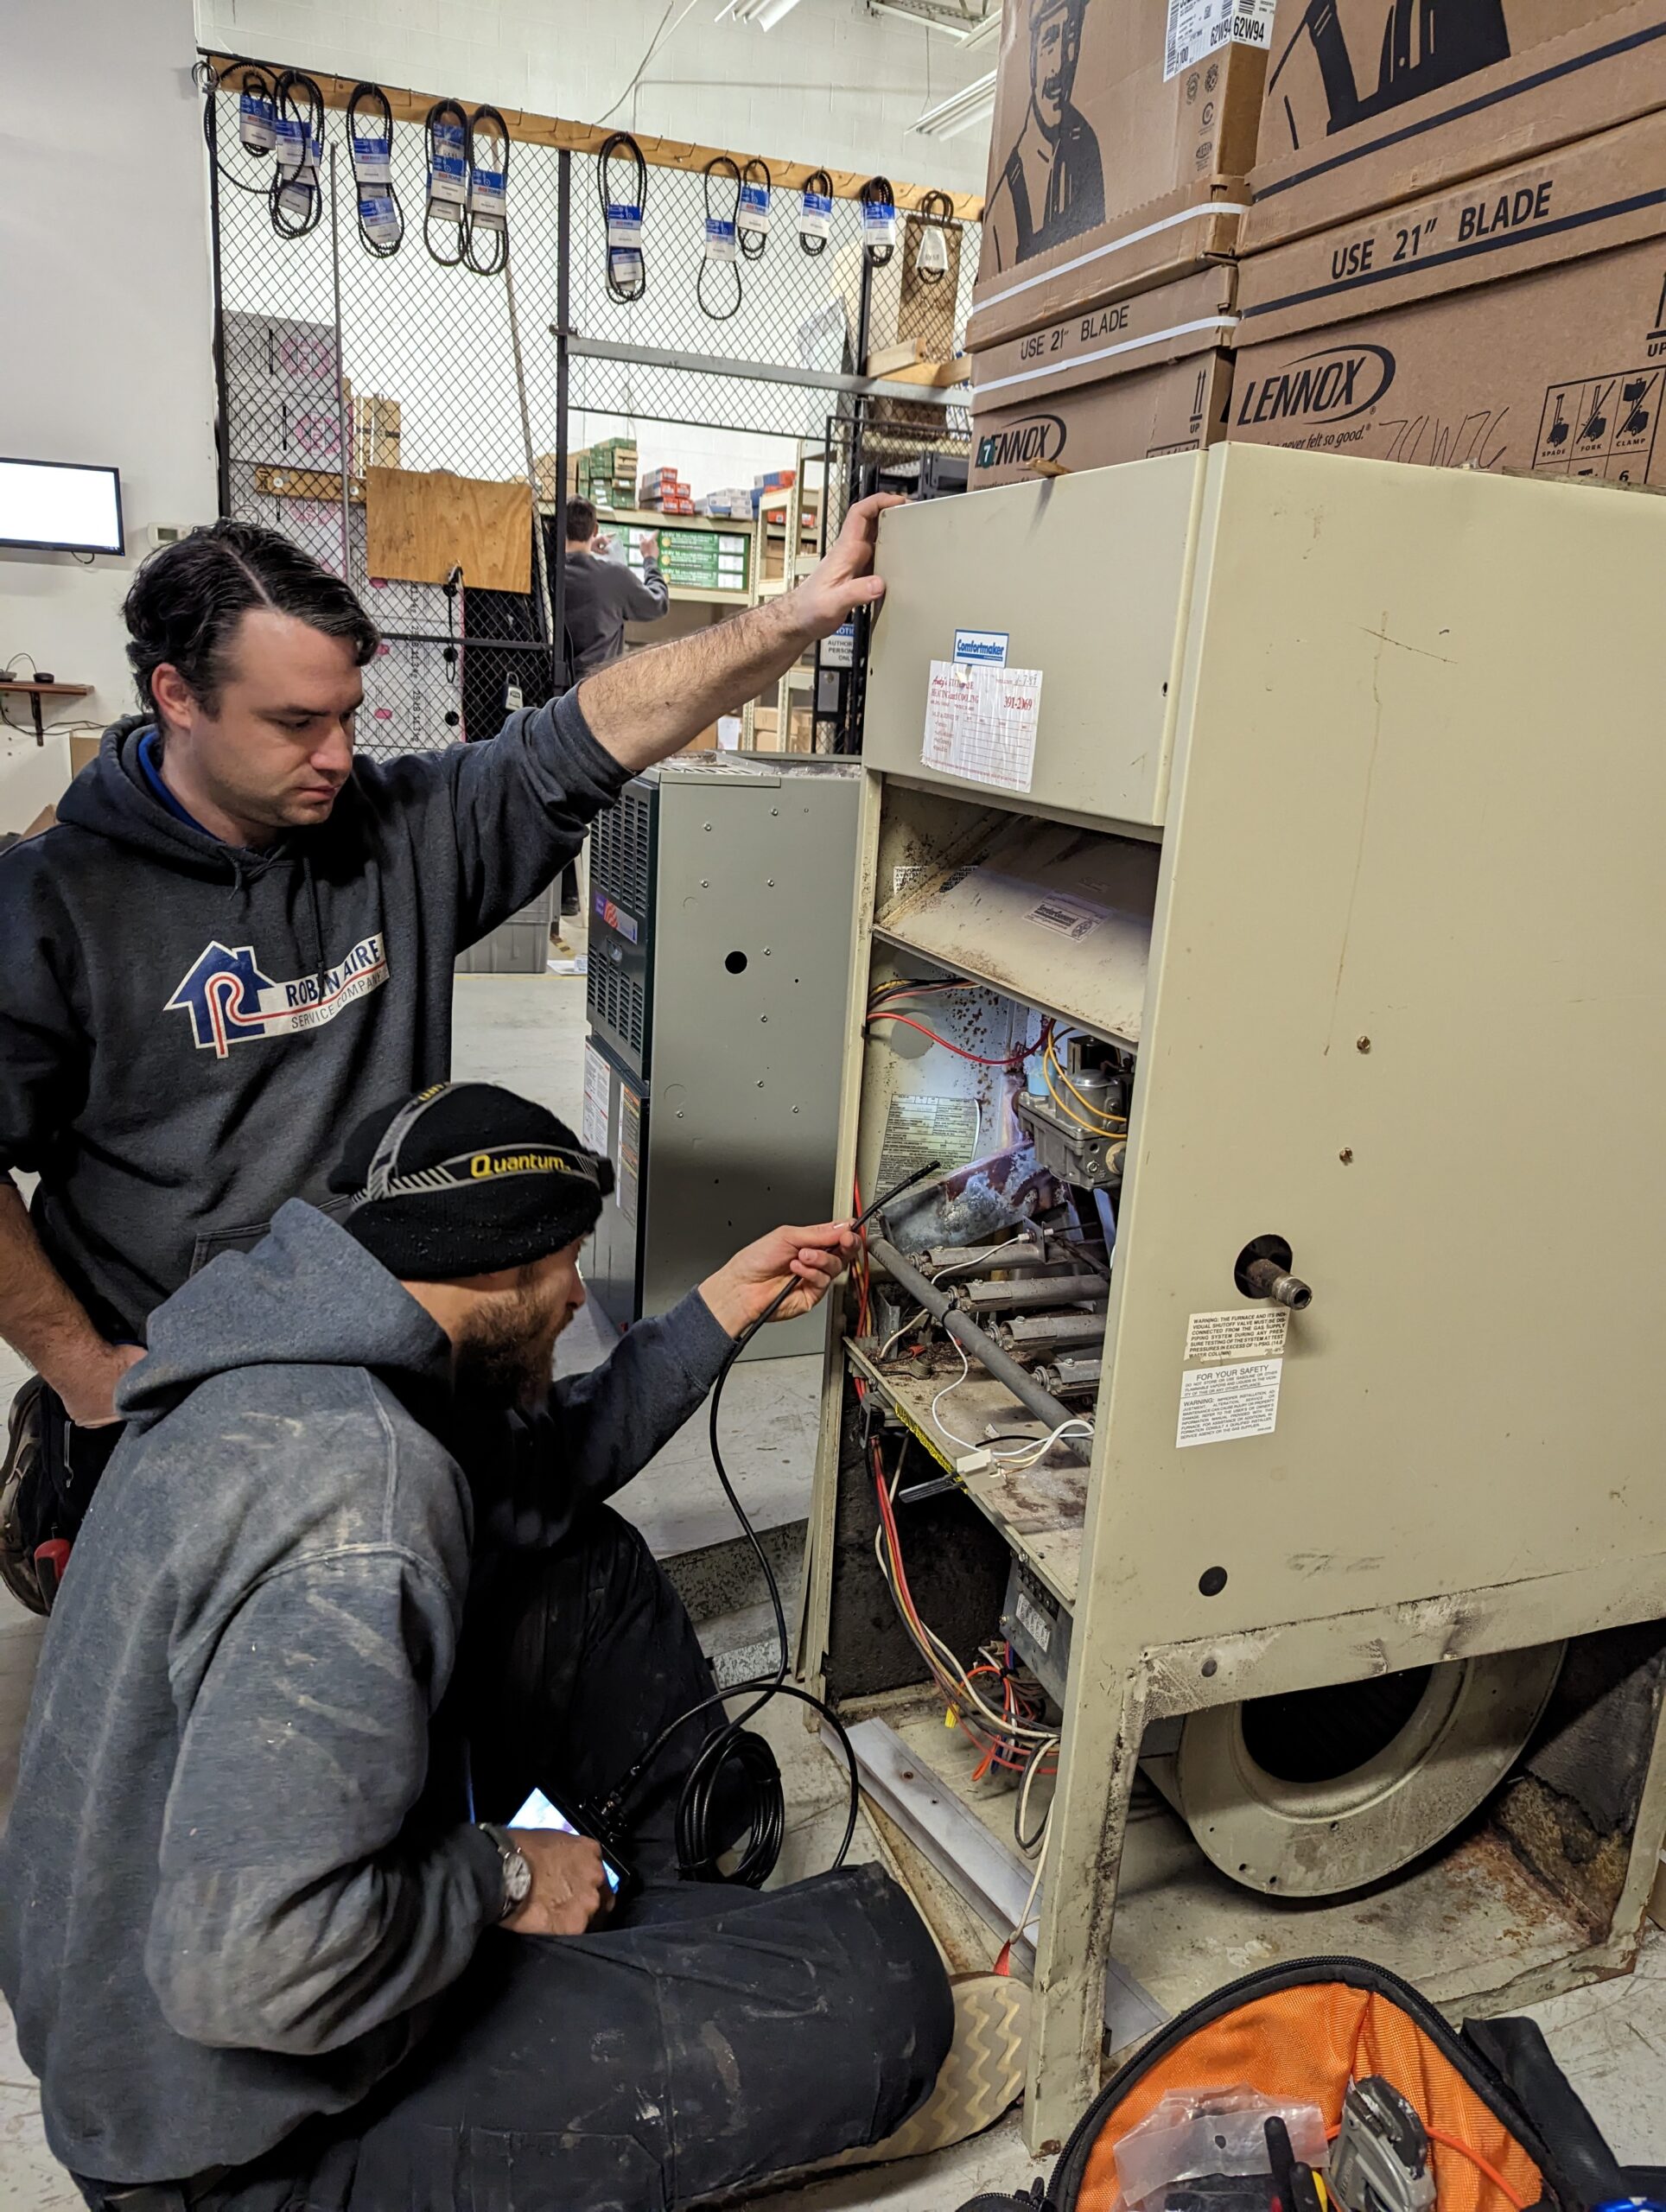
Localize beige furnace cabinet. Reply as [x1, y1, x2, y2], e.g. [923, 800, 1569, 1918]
[803, 443, 1666, 2152]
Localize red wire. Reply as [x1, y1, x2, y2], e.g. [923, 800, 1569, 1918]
[1424, 2130, 1529, 2212]
[864, 1011, 1028, 1066]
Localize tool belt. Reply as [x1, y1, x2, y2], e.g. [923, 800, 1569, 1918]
[0, 1376, 124, 1613]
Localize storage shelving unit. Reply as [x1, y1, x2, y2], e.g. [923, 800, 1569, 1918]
[744, 447, 827, 749]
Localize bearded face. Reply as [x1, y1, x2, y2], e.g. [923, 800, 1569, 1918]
[1030, 0, 1082, 138]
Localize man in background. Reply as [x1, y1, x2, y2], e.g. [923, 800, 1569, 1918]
[554, 499, 674, 914]
[560, 499, 671, 682]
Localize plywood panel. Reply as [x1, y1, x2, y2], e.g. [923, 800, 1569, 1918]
[365, 468, 531, 592]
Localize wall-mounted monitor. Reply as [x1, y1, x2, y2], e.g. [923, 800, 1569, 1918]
[0, 458, 124, 556]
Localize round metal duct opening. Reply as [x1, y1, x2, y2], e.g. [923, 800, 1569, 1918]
[1149, 1643, 1564, 1898]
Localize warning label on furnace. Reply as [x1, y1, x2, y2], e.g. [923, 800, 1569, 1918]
[618, 1087, 641, 1225]
[875, 1095, 979, 1189]
[1185, 1308, 1289, 1363]
[581, 1042, 610, 1158]
[1165, 0, 1276, 78]
[1177, 1357, 1282, 1447]
[922, 658, 1042, 796]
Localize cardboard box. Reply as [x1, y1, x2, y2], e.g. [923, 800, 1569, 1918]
[1245, 0, 1666, 252]
[968, 0, 1269, 352]
[351, 393, 402, 476]
[1230, 113, 1666, 485]
[970, 264, 1239, 486]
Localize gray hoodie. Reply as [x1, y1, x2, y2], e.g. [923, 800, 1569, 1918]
[0, 693, 626, 1341]
[0, 1200, 734, 2185]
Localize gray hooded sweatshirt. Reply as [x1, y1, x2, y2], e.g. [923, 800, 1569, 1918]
[0, 693, 626, 1340]
[0, 1200, 734, 2185]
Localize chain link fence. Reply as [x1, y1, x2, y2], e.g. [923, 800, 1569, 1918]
[207, 69, 977, 761]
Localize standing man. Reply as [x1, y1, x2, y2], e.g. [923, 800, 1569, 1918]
[0, 493, 897, 1607]
[559, 499, 671, 682]
[552, 498, 674, 915]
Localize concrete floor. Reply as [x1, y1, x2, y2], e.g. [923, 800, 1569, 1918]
[3, 955, 1666, 2202]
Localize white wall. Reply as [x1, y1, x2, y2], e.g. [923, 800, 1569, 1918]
[194, 0, 993, 199]
[0, 0, 217, 740]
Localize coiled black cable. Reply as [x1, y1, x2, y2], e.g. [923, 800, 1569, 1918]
[798, 168, 833, 257]
[738, 157, 771, 262]
[270, 71, 326, 239]
[861, 174, 897, 266]
[347, 83, 404, 257]
[596, 1275, 856, 1885]
[698, 156, 743, 322]
[598, 133, 648, 305]
[916, 187, 955, 284]
[193, 62, 280, 198]
[595, 1162, 941, 1887]
[423, 99, 470, 266]
[464, 105, 510, 276]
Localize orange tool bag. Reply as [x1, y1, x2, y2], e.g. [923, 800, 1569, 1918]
[958, 1956, 1665, 2212]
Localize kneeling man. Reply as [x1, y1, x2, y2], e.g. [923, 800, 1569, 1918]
[0, 1082, 999, 2209]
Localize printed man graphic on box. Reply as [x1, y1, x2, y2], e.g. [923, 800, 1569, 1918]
[987, 0, 1106, 271]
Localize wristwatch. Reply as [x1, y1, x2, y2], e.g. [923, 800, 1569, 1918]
[480, 1823, 533, 1920]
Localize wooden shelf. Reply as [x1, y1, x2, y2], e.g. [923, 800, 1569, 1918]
[1, 681, 93, 745]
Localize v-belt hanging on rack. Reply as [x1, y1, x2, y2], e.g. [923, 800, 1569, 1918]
[915, 187, 953, 283]
[738, 158, 771, 261]
[347, 83, 404, 257]
[271, 71, 325, 238]
[599, 133, 647, 304]
[798, 168, 833, 257]
[699, 156, 743, 321]
[193, 61, 280, 200]
[861, 175, 899, 265]
[423, 99, 470, 265]
[465, 105, 509, 275]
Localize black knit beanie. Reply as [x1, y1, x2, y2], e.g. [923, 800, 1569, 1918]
[329, 1082, 614, 1281]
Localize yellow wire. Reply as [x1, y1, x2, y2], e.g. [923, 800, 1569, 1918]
[1044, 1032, 1126, 1127]
[1040, 1050, 1128, 1139]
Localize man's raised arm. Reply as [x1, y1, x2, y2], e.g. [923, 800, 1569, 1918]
[577, 492, 904, 775]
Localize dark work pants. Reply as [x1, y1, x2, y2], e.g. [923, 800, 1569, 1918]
[181, 1508, 953, 2212]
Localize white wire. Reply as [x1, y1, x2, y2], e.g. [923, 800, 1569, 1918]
[929, 1338, 982, 1453]
[990, 1417, 1095, 1471]
[874, 1239, 1029, 1363]
[1016, 1735, 1059, 1857]
[1008, 1804, 1052, 1952]
[870, 1520, 1059, 1745]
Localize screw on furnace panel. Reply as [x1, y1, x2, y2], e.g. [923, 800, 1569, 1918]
[1357, 1036, 1371, 1052]
[1339, 1147, 1354, 1164]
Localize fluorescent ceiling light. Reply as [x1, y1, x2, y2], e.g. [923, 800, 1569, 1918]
[869, 0, 1000, 36]
[910, 66, 995, 137]
[719, 0, 806, 26]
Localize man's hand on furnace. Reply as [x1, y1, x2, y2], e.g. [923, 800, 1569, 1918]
[789, 492, 907, 640]
[700, 1220, 859, 1338]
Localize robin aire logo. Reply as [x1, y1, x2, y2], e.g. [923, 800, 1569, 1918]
[164, 933, 389, 1058]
